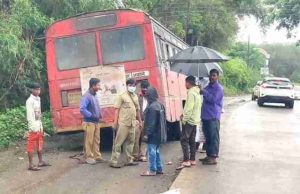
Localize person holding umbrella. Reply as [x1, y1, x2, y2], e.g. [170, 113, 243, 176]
[199, 69, 224, 165]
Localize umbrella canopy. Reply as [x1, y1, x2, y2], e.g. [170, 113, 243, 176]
[168, 46, 229, 63]
[170, 62, 223, 77]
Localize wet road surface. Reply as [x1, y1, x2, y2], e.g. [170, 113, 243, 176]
[171, 101, 300, 194]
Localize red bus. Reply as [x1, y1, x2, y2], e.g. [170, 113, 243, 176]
[46, 9, 188, 139]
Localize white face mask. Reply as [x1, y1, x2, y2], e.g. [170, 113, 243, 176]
[127, 86, 136, 93]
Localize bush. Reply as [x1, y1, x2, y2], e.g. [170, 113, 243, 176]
[0, 106, 53, 148]
[221, 58, 261, 95]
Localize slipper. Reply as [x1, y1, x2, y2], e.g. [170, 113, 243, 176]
[176, 165, 185, 170]
[156, 171, 164, 175]
[28, 166, 41, 171]
[38, 162, 51, 167]
[140, 171, 156, 176]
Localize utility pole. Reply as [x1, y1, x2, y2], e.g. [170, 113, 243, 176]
[185, 0, 191, 44]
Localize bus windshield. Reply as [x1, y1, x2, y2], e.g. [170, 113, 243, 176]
[101, 26, 145, 65]
[55, 33, 98, 71]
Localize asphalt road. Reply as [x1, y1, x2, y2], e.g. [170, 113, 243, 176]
[171, 100, 300, 194]
[0, 139, 182, 194]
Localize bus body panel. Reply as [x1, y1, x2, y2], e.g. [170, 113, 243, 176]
[46, 9, 188, 132]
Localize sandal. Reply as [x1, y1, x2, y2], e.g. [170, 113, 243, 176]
[140, 171, 156, 176]
[38, 162, 51, 167]
[28, 166, 41, 171]
[176, 164, 185, 170]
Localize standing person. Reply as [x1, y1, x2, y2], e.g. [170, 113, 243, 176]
[140, 87, 164, 176]
[80, 78, 105, 165]
[133, 80, 149, 162]
[26, 82, 50, 171]
[110, 78, 142, 168]
[199, 69, 224, 165]
[177, 76, 201, 170]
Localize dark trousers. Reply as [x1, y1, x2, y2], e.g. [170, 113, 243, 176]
[202, 119, 220, 157]
[180, 123, 196, 162]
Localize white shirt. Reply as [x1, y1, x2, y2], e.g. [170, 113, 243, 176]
[142, 97, 148, 112]
[26, 94, 43, 132]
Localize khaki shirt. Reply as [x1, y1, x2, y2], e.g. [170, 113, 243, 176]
[115, 92, 140, 127]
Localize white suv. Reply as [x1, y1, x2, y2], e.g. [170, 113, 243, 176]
[257, 77, 295, 108]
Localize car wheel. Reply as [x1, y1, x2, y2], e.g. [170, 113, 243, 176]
[251, 94, 255, 101]
[257, 98, 264, 107]
[287, 101, 294, 109]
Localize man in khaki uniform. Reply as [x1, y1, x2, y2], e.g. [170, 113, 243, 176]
[110, 79, 142, 168]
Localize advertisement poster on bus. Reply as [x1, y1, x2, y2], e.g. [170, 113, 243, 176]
[80, 65, 126, 107]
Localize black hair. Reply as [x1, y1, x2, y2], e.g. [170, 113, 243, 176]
[185, 76, 196, 86]
[140, 80, 150, 89]
[126, 78, 135, 85]
[210, 69, 220, 76]
[29, 82, 41, 89]
[89, 78, 100, 88]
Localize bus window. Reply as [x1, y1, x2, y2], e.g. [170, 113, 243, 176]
[155, 36, 163, 60]
[166, 44, 170, 58]
[101, 26, 145, 65]
[173, 48, 177, 55]
[55, 34, 98, 71]
[75, 14, 116, 31]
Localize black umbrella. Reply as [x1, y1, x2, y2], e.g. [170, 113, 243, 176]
[171, 62, 223, 77]
[168, 46, 229, 63]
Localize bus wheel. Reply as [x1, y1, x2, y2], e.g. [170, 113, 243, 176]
[167, 121, 182, 141]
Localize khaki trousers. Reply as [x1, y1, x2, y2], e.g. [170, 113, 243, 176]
[111, 124, 135, 164]
[83, 122, 102, 160]
[133, 125, 147, 158]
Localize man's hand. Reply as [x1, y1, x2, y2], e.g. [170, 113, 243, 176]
[143, 135, 148, 142]
[180, 115, 183, 121]
[112, 121, 118, 131]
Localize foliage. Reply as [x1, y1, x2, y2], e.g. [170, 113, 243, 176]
[220, 58, 261, 95]
[0, 0, 51, 110]
[261, 44, 300, 81]
[0, 106, 53, 148]
[264, 0, 300, 45]
[226, 42, 266, 69]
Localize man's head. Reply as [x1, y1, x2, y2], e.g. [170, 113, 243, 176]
[185, 76, 196, 89]
[30, 82, 41, 97]
[89, 78, 101, 93]
[209, 69, 220, 84]
[145, 87, 158, 103]
[126, 78, 136, 93]
[140, 80, 150, 95]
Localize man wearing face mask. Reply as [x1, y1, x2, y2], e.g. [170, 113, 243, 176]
[110, 78, 143, 168]
[133, 80, 149, 162]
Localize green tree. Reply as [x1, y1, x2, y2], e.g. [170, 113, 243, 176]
[265, 0, 300, 45]
[0, 0, 51, 109]
[261, 44, 300, 80]
[226, 42, 266, 69]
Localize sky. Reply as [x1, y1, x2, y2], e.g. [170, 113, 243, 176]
[237, 16, 300, 45]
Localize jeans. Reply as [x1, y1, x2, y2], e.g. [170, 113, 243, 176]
[180, 123, 197, 162]
[147, 144, 163, 173]
[202, 119, 220, 157]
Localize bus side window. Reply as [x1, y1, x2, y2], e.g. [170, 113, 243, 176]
[155, 36, 163, 62]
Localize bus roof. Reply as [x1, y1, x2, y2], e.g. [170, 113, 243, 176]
[46, 9, 188, 47]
